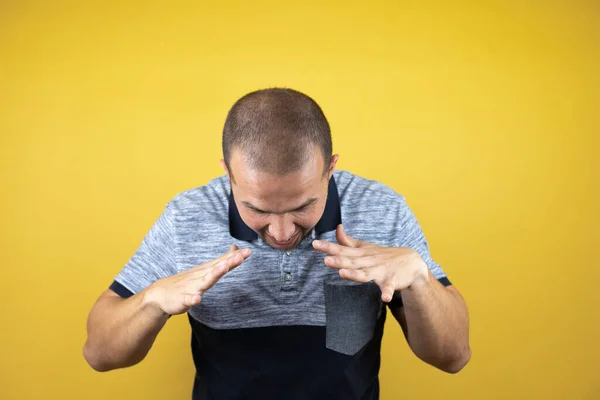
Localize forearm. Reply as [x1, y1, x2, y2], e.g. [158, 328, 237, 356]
[83, 288, 169, 372]
[400, 271, 471, 373]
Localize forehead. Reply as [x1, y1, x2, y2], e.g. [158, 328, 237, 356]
[230, 151, 325, 204]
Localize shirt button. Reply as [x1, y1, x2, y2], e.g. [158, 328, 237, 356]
[285, 251, 292, 256]
[284, 273, 292, 281]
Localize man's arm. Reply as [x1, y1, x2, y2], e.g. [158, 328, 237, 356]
[83, 289, 169, 372]
[313, 224, 471, 373]
[83, 246, 251, 372]
[389, 271, 471, 373]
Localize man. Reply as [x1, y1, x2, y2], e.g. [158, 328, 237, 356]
[83, 88, 471, 399]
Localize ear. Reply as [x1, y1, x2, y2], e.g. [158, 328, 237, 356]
[328, 154, 339, 179]
[220, 159, 230, 178]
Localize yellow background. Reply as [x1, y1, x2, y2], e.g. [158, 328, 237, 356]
[1, 1, 598, 399]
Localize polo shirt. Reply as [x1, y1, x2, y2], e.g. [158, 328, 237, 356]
[109, 169, 451, 400]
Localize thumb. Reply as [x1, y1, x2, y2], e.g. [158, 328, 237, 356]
[184, 293, 202, 308]
[380, 285, 395, 303]
[227, 244, 239, 253]
[336, 224, 358, 248]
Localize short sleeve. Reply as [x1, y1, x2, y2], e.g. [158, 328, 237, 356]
[109, 203, 178, 298]
[388, 195, 451, 308]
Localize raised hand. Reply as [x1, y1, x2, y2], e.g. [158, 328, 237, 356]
[145, 244, 251, 315]
[313, 225, 428, 302]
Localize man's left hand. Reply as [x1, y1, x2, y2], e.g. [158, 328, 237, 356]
[313, 224, 429, 303]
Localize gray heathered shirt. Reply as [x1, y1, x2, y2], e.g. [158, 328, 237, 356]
[113, 169, 449, 335]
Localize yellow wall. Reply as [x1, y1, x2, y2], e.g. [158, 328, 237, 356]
[1, 1, 598, 399]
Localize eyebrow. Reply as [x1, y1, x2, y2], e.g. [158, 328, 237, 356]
[241, 198, 319, 214]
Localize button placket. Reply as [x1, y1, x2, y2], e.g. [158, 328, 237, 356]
[281, 250, 293, 282]
[279, 249, 298, 303]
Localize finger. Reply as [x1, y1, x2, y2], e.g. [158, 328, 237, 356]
[183, 293, 202, 308]
[338, 268, 394, 303]
[323, 254, 382, 270]
[336, 224, 360, 248]
[339, 266, 396, 302]
[217, 249, 251, 272]
[338, 267, 373, 283]
[193, 261, 231, 291]
[193, 250, 250, 290]
[338, 263, 388, 281]
[215, 245, 246, 265]
[312, 240, 370, 257]
[194, 247, 251, 272]
[380, 285, 395, 303]
[337, 224, 374, 248]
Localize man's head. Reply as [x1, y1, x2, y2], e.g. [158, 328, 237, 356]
[221, 88, 338, 250]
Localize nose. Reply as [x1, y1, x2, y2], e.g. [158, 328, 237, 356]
[267, 215, 297, 242]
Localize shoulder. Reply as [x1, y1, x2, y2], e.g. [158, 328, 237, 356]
[334, 170, 430, 250]
[334, 169, 408, 213]
[333, 170, 416, 247]
[165, 175, 230, 219]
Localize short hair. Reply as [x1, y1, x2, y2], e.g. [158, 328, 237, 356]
[222, 88, 332, 179]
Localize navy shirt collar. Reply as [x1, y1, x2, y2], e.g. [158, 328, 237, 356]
[229, 176, 342, 242]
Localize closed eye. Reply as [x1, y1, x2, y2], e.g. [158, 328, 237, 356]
[242, 198, 318, 215]
[292, 205, 311, 214]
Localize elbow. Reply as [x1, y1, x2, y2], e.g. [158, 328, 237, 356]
[83, 341, 113, 372]
[83, 339, 143, 372]
[439, 346, 471, 374]
[412, 339, 472, 374]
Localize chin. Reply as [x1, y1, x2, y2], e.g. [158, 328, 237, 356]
[263, 232, 304, 250]
[268, 242, 296, 250]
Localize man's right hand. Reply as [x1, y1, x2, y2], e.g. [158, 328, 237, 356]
[144, 245, 251, 316]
